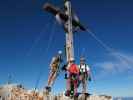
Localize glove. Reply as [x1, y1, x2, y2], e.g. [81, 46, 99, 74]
[65, 73, 68, 79]
[61, 64, 67, 71]
[89, 77, 91, 81]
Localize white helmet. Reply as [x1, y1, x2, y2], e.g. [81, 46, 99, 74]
[70, 57, 75, 61]
[58, 50, 62, 55]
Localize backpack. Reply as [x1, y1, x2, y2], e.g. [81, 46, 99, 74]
[79, 64, 87, 73]
[79, 64, 89, 80]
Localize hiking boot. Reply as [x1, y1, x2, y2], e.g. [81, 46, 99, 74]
[74, 93, 79, 97]
[65, 90, 70, 96]
[45, 86, 51, 92]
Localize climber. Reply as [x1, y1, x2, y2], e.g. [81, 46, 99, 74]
[78, 56, 91, 93]
[45, 50, 63, 92]
[64, 58, 80, 97]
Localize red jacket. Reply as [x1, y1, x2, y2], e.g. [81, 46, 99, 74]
[68, 64, 79, 74]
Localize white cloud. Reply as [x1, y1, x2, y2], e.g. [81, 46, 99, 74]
[93, 52, 133, 79]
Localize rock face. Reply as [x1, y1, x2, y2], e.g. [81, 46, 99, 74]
[86, 95, 112, 100]
[43, 92, 112, 100]
[0, 84, 112, 100]
[0, 84, 44, 100]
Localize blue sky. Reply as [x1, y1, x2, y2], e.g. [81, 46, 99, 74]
[0, 0, 133, 97]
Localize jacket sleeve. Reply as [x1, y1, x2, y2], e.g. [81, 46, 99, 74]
[76, 65, 80, 74]
[86, 65, 91, 72]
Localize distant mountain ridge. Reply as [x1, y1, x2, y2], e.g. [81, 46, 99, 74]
[113, 97, 133, 100]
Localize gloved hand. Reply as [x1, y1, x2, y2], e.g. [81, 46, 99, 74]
[89, 77, 91, 81]
[65, 73, 68, 79]
[61, 64, 67, 71]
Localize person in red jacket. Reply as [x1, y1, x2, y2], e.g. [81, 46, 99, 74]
[65, 58, 79, 97]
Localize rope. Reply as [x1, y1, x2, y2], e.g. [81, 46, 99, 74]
[43, 21, 57, 56]
[86, 29, 115, 53]
[24, 16, 53, 91]
[86, 29, 119, 73]
[34, 20, 57, 91]
[86, 28, 133, 72]
[75, 32, 81, 59]
[26, 17, 52, 57]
